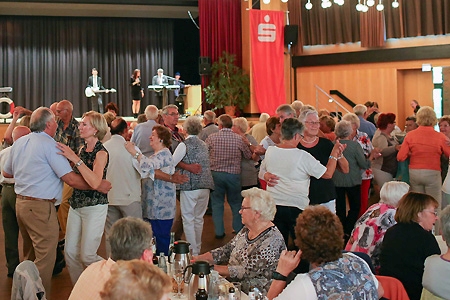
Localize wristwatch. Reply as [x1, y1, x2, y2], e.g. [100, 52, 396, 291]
[272, 271, 288, 281]
[134, 152, 140, 159]
[75, 160, 84, 167]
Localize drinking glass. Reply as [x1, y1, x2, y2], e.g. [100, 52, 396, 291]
[173, 260, 185, 298]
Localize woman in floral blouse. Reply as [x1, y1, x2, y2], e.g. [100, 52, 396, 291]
[125, 125, 175, 255]
[194, 188, 286, 293]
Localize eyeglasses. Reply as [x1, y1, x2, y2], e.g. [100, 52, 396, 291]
[423, 210, 438, 216]
[240, 206, 252, 211]
[305, 121, 320, 126]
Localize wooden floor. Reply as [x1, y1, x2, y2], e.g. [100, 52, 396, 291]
[0, 202, 236, 300]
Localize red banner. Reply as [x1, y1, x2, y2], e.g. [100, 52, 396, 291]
[250, 10, 285, 115]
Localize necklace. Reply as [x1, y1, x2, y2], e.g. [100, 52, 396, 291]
[302, 136, 318, 144]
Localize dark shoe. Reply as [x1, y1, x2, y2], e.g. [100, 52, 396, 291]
[215, 233, 226, 239]
[205, 207, 212, 216]
[7, 272, 13, 278]
[53, 258, 65, 276]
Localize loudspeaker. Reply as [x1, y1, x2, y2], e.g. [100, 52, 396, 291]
[199, 57, 211, 75]
[284, 25, 298, 46]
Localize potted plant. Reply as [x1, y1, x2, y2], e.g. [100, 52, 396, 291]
[204, 51, 250, 116]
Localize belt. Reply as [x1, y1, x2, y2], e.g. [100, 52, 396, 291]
[1, 182, 14, 186]
[17, 194, 56, 203]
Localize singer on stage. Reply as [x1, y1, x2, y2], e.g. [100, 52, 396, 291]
[86, 68, 106, 113]
[130, 69, 144, 118]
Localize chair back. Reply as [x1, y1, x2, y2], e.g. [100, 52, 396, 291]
[11, 260, 47, 300]
[375, 275, 409, 300]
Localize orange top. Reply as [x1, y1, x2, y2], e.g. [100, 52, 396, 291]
[397, 126, 450, 171]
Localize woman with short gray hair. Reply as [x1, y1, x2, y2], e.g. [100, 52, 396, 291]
[332, 120, 378, 240]
[172, 116, 214, 256]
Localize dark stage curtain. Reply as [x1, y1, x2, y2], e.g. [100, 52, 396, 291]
[0, 16, 174, 117]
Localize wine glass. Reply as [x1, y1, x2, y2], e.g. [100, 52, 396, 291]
[173, 260, 184, 298]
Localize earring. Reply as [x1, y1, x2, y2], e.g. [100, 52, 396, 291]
[160, 139, 163, 143]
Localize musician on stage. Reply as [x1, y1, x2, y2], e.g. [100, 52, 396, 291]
[131, 69, 144, 118]
[86, 68, 107, 113]
[151, 68, 169, 108]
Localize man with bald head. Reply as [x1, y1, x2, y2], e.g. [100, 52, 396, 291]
[3, 107, 111, 294]
[0, 126, 31, 277]
[54, 99, 83, 236]
[131, 105, 158, 157]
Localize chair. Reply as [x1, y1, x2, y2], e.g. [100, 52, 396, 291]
[375, 275, 409, 300]
[11, 260, 47, 300]
[420, 288, 445, 300]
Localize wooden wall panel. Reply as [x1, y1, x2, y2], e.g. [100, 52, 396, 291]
[295, 58, 450, 128]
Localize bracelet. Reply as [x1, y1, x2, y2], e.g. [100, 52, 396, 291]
[170, 174, 173, 181]
[134, 152, 140, 159]
[75, 160, 84, 167]
[337, 154, 344, 160]
[272, 271, 288, 281]
[329, 155, 338, 161]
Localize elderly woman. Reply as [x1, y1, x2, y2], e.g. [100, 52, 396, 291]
[422, 205, 450, 299]
[380, 192, 441, 300]
[342, 113, 377, 216]
[372, 113, 400, 189]
[298, 109, 349, 213]
[232, 117, 259, 190]
[101, 260, 172, 300]
[332, 120, 377, 238]
[172, 116, 214, 256]
[56, 111, 109, 284]
[259, 118, 345, 245]
[345, 181, 410, 273]
[194, 188, 286, 293]
[267, 206, 383, 299]
[398, 107, 450, 214]
[125, 125, 175, 255]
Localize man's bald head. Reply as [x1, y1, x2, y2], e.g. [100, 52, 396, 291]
[12, 126, 31, 142]
[110, 117, 128, 137]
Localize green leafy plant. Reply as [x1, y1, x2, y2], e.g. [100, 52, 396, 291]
[204, 51, 250, 111]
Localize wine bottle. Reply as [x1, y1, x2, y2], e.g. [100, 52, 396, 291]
[158, 252, 167, 273]
[151, 237, 158, 265]
[248, 286, 256, 300]
[228, 286, 236, 300]
[168, 232, 175, 263]
[195, 273, 208, 300]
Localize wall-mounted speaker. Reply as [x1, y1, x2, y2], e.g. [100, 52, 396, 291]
[284, 25, 299, 46]
[199, 57, 211, 75]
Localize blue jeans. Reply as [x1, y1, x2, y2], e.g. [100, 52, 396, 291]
[211, 172, 243, 236]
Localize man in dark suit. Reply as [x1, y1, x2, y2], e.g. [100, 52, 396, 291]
[151, 68, 169, 108]
[86, 68, 106, 113]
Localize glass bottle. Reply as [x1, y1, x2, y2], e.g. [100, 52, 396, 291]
[228, 287, 236, 300]
[168, 232, 175, 263]
[158, 252, 167, 273]
[195, 273, 208, 300]
[152, 237, 159, 265]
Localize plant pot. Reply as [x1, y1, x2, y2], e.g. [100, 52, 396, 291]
[224, 105, 236, 117]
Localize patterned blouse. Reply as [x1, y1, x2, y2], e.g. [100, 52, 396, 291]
[140, 148, 176, 220]
[309, 253, 378, 299]
[69, 141, 108, 209]
[211, 226, 286, 293]
[353, 130, 374, 180]
[345, 202, 396, 273]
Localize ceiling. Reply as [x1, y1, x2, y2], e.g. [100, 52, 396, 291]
[0, 0, 199, 19]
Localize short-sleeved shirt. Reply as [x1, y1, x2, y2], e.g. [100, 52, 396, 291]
[4, 132, 73, 204]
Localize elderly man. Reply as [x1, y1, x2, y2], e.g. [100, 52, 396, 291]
[0, 126, 30, 278]
[206, 114, 254, 238]
[198, 110, 219, 141]
[152, 68, 169, 108]
[3, 107, 111, 294]
[54, 100, 83, 235]
[103, 118, 143, 255]
[69, 217, 154, 300]
[131, 104, 159, 157]
[353, 104, 376, 140]
[276, 104, 296, 123]
[249, 112, 270, 143]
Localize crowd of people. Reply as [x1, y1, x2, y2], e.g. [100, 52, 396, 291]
[1, 98, 449, 300]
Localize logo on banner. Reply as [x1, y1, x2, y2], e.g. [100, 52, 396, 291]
[258, 15, 276, 42]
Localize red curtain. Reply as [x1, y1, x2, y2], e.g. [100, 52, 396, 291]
[199, 0, 242, 112]
[250, 10, 285, 115]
